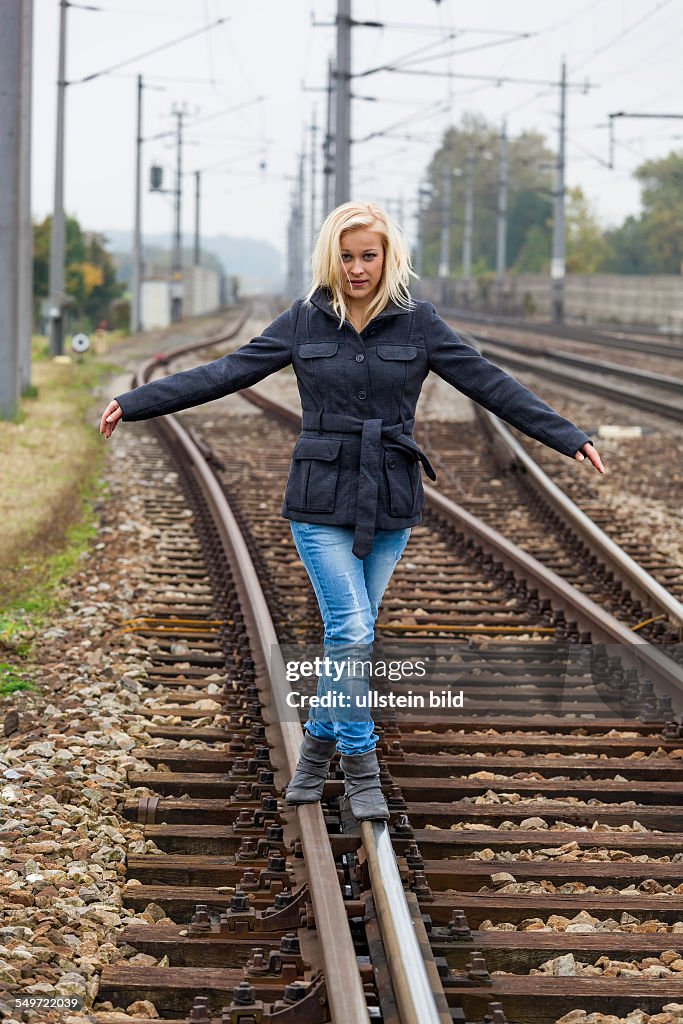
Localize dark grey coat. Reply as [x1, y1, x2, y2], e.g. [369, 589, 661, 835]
[115, 288, 591, 558]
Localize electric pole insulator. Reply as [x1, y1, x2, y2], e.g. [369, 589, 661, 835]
[150, 165, 163, 191]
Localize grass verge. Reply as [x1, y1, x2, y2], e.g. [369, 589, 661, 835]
[0, 336, 117, 694]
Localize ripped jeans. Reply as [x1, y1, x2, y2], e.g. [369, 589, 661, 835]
[289, 521, 412, 754]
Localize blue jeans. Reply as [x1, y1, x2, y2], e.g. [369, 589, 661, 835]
[289, 521, 412, 755]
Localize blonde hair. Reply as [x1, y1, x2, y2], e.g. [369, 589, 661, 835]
[305, 201, 417, 328]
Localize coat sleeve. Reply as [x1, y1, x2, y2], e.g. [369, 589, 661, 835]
[424, 303, 592, 458]
[115, 302, 299, 422]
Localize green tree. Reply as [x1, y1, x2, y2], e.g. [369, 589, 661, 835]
[603, 150, 683, 274]
[634, 151, 683, 272]
[32, 218, 51, 298]
[514, 223, 550, 272]
[508, 192, 552, 272]
[32, 215, 125, 328]
[602, 216, 649, 274]
[420, 114, 555, 277]
[565, 186, 612, 273]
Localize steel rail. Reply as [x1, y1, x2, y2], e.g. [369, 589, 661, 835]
[423, 479, 683, 706]
[440, 307, 683, 358]
[132, 332, 371, 1024]
[360, 820, 445, 1024]
[153, 304, 253, 362]
[471, 343, 683, 422]
[159, 417, 370, 1024]
[478, 408, 683, 636]
[476, 334, 683, 394]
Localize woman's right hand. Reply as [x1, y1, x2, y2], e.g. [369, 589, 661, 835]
[100, 399, 123, 438]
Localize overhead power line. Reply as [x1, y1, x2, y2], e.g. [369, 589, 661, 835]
[355, 33, 533, 78]
[145, 96, 265, 142]
[71, 16, 228, 85]
[572, 0, 674, 73]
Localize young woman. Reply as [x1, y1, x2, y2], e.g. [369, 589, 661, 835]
[100, 201, 604, 821]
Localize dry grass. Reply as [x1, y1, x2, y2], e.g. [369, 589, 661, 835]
[0, 340, 109, 612]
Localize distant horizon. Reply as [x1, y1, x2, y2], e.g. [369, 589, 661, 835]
[104, 227, 284, 288]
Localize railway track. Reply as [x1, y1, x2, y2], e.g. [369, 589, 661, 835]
[436, 308, 683, 362]
[94, 307, 683, 1023]
[414, 403, 683, 637]
[467, 334, 683, 425]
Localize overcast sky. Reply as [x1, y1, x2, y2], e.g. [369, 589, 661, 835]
[32, 0, 683, 258]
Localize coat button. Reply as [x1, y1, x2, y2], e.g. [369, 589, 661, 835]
[387, 459, 396, 468]
[369, 328, 376, 335]
[358, 390, 367, 400]
[355, 353, 365, 362]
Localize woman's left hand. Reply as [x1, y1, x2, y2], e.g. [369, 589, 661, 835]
[100, 399, 123, 438]
[575, 441, 605, 474]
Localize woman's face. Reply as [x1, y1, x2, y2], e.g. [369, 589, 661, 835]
[339, 227, 385, 304]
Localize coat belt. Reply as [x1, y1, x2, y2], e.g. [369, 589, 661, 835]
[300, 411, 437, 559]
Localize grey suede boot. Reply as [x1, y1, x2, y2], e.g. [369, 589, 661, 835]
[339, 749, 390, 820]
[285, 732, 337, 805]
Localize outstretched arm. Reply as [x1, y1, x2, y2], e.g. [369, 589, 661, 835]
[425, 304, 605, 474]
[100, 302, 300, 438]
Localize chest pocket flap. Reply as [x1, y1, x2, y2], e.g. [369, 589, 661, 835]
[376, 345, 417, 360]
[298, 342, 339, 358]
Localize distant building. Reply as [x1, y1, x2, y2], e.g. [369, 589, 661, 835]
[141, 265, 224, 329]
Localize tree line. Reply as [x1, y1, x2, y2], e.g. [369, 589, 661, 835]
[31, 115, 682, 334]
[33, 216, 126, 332]
[419, 113, 683, 278]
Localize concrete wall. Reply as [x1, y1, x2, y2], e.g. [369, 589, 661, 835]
[183, 266, 221, 317]
[415, 274, 683, 329]
[140, 266, 223, 329]
[141, 280, 171, 329]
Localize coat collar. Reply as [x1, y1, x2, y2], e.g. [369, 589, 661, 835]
[308, 286, 412, 324]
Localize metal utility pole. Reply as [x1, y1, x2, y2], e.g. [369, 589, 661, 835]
[551, 59, 567, 323]
[48, 0, 68, 355]
[171, 106, 185, 323]
[286, 156, 305, 298]
[297, 150, 306, 290]
[496, 121, 508, 309]
[415, 184, 432, 277]
[462, 149, 475, 304]
[415, 186, 424, 277]
[131, 74, 143, 334]
[0, 0, 30, 417]
[286, 193, 297, 299]
[309, 109, 318, 253]
[437, 161, 451, 279]
[323, 59, 336, 216]
[334, 0, 351, 205]
[18, 0, 33, 393]
[194, 170, 201, 266]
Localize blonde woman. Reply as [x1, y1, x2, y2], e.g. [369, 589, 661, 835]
[100, 200, 604, 821]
